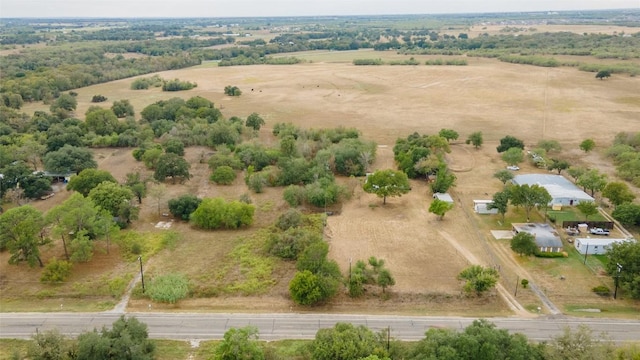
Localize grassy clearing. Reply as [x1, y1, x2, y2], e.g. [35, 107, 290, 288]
[155, 340, 194, 360]
[548, 208, 607, 224]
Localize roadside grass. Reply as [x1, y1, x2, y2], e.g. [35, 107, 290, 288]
[564, 304, 640, 319]
[195, 339, 310, 360]
[0, 339, 29, 359]
[155, 340, 194, 360]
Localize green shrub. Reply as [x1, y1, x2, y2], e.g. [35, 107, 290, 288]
[210, 165, 237, 185]
[191, 197, 255, 229]
[162, 78, 197, 91]
[147, 273, 190, 304]
[283, 185, 306, 207]
[592, 285, 611, 296]
[40, 259, 73, 283]
[534, 251, 566, 258]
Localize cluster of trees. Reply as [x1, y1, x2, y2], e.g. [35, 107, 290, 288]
[23, 316, 155, 360]
[487, 182, 552, 222]
[196, 318, 638, 360]
[347, 256, 396, 297]
[392, 131, 457, 193]
[0, 168, 148, 283]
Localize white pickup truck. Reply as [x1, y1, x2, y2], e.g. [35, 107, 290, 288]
[589, 228, 610, 236]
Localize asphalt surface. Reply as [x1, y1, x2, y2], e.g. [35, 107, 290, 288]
[1, 312, 639, 342]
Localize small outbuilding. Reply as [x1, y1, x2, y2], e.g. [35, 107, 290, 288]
[433, 193, 454, 204]
[512, 223, 563, 253]
[473, 200, 498, 215]
[574, 238, 634, 255]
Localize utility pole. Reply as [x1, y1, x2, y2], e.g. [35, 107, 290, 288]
[138, 256, 146, 293]
[614, 263, 623, 299]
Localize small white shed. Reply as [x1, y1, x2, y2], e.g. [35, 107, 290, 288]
[473, 200, 498, 215]
[433, 193, 454, 204]
[574, 238, 633, 255]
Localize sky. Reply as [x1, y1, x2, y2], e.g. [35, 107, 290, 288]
[0, 0, 638, 18]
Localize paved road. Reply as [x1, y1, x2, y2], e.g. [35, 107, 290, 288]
[1, 313, 639, 342]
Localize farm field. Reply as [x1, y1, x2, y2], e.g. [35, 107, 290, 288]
[6, 50, 640, 317]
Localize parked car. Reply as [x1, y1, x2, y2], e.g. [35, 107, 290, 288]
[589, 228, 610, 236]
[506, 165, 520, 171]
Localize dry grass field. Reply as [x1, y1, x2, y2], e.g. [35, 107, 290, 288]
[6, 49, 640, 316]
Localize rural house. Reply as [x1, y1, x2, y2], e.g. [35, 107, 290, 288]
[512, 174, 593, 206]
[512, 223, 564, 253]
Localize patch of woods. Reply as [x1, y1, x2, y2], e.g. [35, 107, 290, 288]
[17, 316, 640, 360]
[2, 16, 639, 112]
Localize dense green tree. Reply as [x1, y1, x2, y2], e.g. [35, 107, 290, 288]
[163, 138, 185, 156]
[224, 85, 242, 96]
[612, 203, 640, 226]
[537, 139, 562, 153]
[466, 131, 483, 149]
[430, 164, 456, 194]
[577, 169, 607, 197]
[429, 198, 454, 220]
[191, 197, 255, 229]
[214, 326, 264, 360]
[438, 128, 459, 142]
[210, 119, 242, 146]
[576, 201, 599, 221]
[605, 241, 640, 299]
[88, 182, 133, 216]
[17, 138, 46, 171]
[410, 319, 544, 360]
[414, 154, 443, 181]
[85, 107, 119, 136]
[75, 316, 155, 360]
[547, 158, 570, 174]
[493, 169, 514, 185]
[509, 184, 552, 222]
[497, 135, 525, 153]
[43, 145, 97, 174]
[50, 93, 77, 113]
[0, 205, 45, 267]
[210, 165, 237, 185]
[363, 169, 410, 204]
[111, 99, 135, 118]
[580, 138, 596, 153]
[487, 190, 510, 221]
[501, 147, 524, 166]
[602, 182, 635, 207]
[289, 270, 328, 306]
[595, 70, 611, 80]
[457, 265, 499, 296]
[332, 138, 376, 177]
[154, 153, 191, 183]
[67, 168, 117, 196]
[70, 230, 94, 263]
[312, 322, 388, 360]
[377, 268, 396, 293]
[20, 173, 52, 199]
[245, 112, 265, 130]
[168, 194, 202, 221]
[141, 147, 163, 169]
[511, 232, 538, 256]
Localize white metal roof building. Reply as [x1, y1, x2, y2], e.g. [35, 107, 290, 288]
[512, 174, 594, 206]
[433, 193, 454, 203]
[574, 238, 634, 255]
